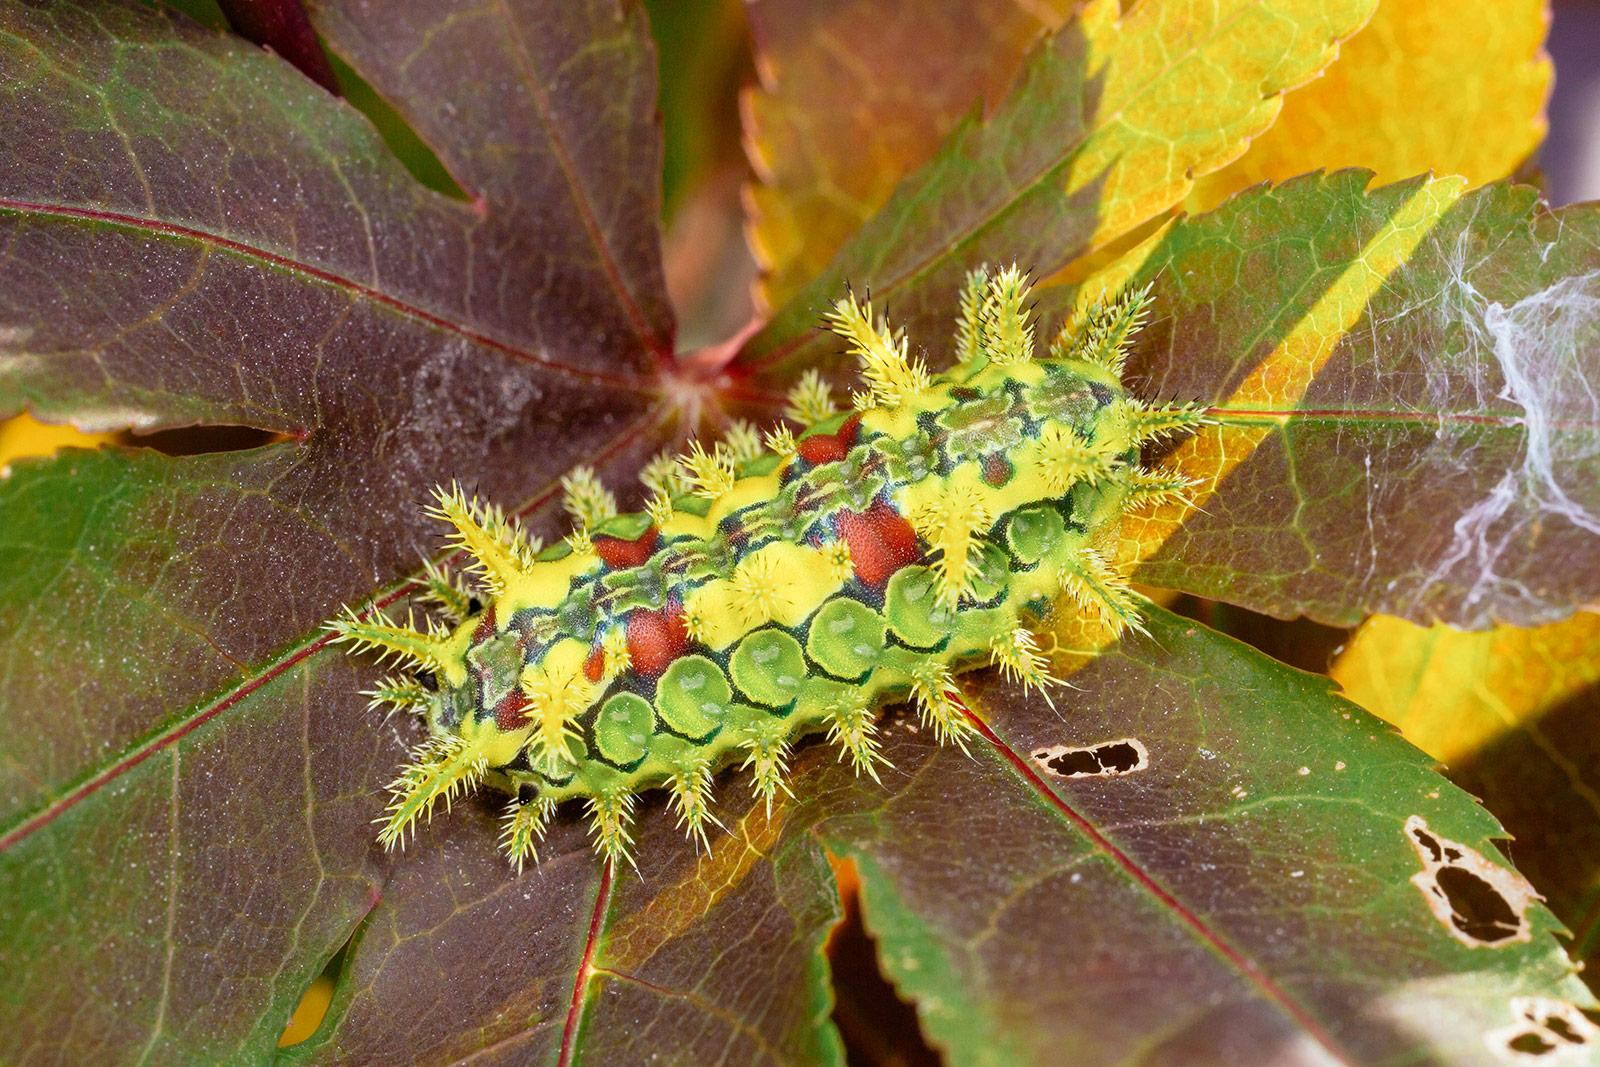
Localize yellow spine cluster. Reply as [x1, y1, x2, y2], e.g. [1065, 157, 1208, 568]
[826, 292, 931, 411]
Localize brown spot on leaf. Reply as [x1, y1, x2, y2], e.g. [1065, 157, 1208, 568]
[1405, 816, 1539, 948]
[1031, 738, 1149, 778]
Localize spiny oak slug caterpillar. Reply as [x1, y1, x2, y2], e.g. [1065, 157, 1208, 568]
[329, 266, 1204, 869]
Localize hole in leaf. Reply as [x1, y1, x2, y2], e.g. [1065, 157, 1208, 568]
[827, 856, 940, 1067]
[1508, 1032, 1557, 1056]
[1404, 816, 1538, 949]
[118, 425, 290, 455]
[1411, 826, 1445, 865]
[327, 54, 472, 202]
[1546, 1017, 1583, 1044]
[1490, 999, 1600, 1061]
[1435, 866, 1521, 943]
[1032, 738, 1149, 779]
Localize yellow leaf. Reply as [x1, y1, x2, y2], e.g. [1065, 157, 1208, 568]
[1188, 0, 1550, 213]
[1331, 612, 1600, 765]
[0, 413, 113, 465]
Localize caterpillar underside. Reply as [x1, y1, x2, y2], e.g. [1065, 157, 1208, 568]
[330, 267, 1204, 869]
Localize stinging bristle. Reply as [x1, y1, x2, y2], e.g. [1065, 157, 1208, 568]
[500, 794, 556, 874]
[989, 627, 1063, 708]
[953, 265, 991, 364]
[561, 466, 618, 530]
[418, 558, 475, 624]
[667, 755, 722, 852]
[825, 694, 887, 782]
[764, 424, 799, 462]
[428, 483, 537, 596]
[909, 660, 974, 752]
[721, 420, 766, 467]
[588, 789, 638, 870]
[377, 734, 489, 850]
[1057, 547, 1147, 638]
[363, 675, 433, 719]
[681, 440, 737, 498]
[327, 607, 450, 673]
[520, 655, 595, 772]
[826, 292, 931, 410]
[981, 264, 1035, 367]
[1120, 399, 1211, 445]
[1125, 465, 1199, 510]
[1033, 425, 1118, 494]
[640, 449, 693, 499]
[784, 368, 840, 425]
[910, 487, 992, 608]
[1051, 282, 1154, 377]
[738, 723, 795, 816]
[730, 551, 790, 626]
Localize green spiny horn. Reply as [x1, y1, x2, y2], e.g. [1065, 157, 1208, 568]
[418, 558, 475, 623]
[1058, 547, 1147, 638]
[363, 675, 434, 719]
[327, 608, 450, 672]
[1053, 281, 1154, 377]
[500, 794, 557, 874]
[376, 735, 489, 850]
[1120, 398, 1211, 445]
[428, 482, 533, 596]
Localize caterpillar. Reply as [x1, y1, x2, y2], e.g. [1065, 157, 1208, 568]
[329, 266, 1204, 869]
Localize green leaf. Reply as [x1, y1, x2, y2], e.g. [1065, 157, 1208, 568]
[806, 606, 1591, 1063]
[1333, 612, 1600, 980]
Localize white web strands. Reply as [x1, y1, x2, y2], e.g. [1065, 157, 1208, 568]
[1416, 223, 1600, 627]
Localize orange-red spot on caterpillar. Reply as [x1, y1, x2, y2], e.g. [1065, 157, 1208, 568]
[583, 644, 606, 683]
[626, 604, 690, 678]
[798, 413, 862, 466]
[594, 526, 660, 569]
[494, 689, 531, 731]
[837, 500, 922, 589]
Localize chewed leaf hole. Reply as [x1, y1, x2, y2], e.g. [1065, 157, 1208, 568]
[1435, 867, 1521, 943]
[1487, 997, 1600, 1062]
[122, 425, 291, 456]
[1031, 738, 1149, 778]
[1404, 816, 1538, 949]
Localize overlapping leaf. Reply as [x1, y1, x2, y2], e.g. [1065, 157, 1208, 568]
[813, 607, 1592, 1064]
[743, 0, 1074, 309]
[1080, 172, 1600, 628]
[0, 0, 672, 1060]
[735, 0, 1377, 384]
[1187, 0, 1551, 210]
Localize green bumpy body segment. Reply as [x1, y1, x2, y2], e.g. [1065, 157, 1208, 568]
[330, 267, 1203, 868]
